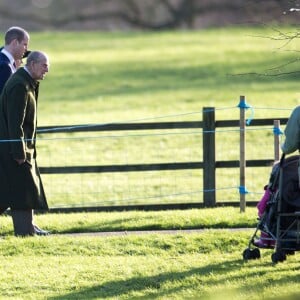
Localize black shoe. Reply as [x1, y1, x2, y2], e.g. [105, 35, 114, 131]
[33, 225, 51, 236]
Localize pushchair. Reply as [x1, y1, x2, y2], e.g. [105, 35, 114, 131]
[243, 154, 300, 263]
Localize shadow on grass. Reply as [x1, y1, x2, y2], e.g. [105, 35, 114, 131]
[56, 221, 256, 235]
[51, 55, 300, 102]
[48, 258, 300, 300]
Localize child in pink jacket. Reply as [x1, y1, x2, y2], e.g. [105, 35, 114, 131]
[253, 162, 279, 248]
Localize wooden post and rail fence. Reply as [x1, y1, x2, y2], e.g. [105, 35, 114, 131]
[37, 96, 289, 212]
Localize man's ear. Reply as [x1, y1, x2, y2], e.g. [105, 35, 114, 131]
[11, 39, 19, 47]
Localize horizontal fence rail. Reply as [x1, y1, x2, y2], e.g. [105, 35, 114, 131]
[38, 119, 288, 175]
[35, 99, 289, 212]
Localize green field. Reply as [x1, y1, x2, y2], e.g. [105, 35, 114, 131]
[26, 26, 300, 208]
[1, 25, 300, 298]
[30, 28, 299, 125]
[1, 231, 300, 300]
[0, 208, 300, 299]
[31, 27, 299, 125]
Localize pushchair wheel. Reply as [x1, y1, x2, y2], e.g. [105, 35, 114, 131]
[271, 250, 287, 263]
[243, 248, 260, 260]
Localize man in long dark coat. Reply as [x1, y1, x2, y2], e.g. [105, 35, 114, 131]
[0, 27, 30, 218]
[0, 51, 50, 236]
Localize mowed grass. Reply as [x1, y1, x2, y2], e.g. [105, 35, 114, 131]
[25, 26, 300, 207]
[1, 207, 258, 235]
[31, 27, 299, 125]
[1, 28, 300, 299]
[1, 208, 300, 299]
[0, 230, 299, 300]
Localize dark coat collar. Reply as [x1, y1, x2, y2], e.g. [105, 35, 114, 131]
[0, 52, 10, 63]
[16, 67, 39, 90]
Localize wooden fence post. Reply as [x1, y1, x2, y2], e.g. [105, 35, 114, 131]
[203, 107, 216, 207]
[239, 96, 246, 212]
[273, 120, 281, 161]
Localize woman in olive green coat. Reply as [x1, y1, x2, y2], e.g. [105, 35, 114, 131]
[0, 51, 49, 235]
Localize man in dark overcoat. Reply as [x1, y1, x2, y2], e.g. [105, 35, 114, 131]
[0, 27, 30, 219]
[0, 51, 50, 236]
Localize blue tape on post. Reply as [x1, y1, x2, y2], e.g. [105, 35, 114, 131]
[237, 99, 254, 125]
[273, 126, 283, 135]
[237, 100, 251, 109]
[239, 186, 249, 194]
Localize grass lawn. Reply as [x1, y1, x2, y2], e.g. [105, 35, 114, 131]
[0, 229, 299, 299]
[1, 27, 300, 299]
[1, 207, 258, 234]
[26, 26, 300, 208]
[31, 27, 299, 125]
[1, 208, 299, 299]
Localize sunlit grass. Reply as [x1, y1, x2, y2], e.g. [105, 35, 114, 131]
[0, 230, 299, 299]
[1, 27, 299, 300]
[31, 27, 299, 125]
[24, 27, 300, 207]
[1, 207, 257, 235]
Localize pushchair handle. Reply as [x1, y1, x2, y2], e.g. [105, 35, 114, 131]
[279, 153, 286, 167]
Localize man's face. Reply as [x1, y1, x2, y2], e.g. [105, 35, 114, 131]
[30, 56, 50, 81]
[13, 34, 29, 60]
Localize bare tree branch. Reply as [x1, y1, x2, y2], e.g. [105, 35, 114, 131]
[267, 57, 300, 71]
[229, 71, 300, 77]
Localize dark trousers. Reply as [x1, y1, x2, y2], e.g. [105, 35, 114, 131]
[10, 209, 34, 236]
